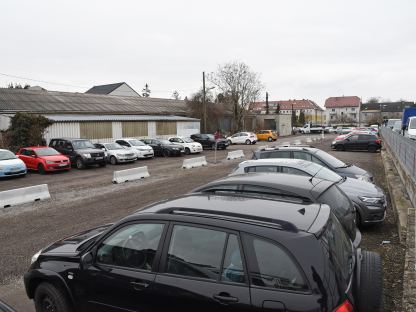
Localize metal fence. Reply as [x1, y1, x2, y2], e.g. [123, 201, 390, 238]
[380, 126, 416, 183]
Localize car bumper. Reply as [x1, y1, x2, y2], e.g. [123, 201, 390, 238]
[0, 169, 27, 177]
[169, 149, 185, 155]
[45, 164, 71, 171]
[116, 156, 137, 162]
[360, 203, 387, 224]
[84, 157, 106, 165]
[190, 146, 203, 153]
[136, 151, 154, 158]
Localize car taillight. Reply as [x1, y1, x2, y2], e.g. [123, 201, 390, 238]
[333, 300, 353, 312]
[375, 139, 381, 144]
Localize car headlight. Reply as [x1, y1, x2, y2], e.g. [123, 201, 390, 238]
[83, 153, 91, 158]
[45, 160, 55, 164]
[116, 153, 123, 157]
[356, 175, 370, 182]
[359, 196, 383, 204]
[31, 249, 42, 264]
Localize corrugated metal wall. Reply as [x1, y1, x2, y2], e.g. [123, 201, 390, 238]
[177, 121, 200, 137]
[44, 122, 80, 143]
[0, 114, 11, 131]
[80, 122, 113, 139]
[122, 121, 148, 137]
[156, 121, 177, 135]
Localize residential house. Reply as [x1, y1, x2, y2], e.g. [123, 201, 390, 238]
[325, 96, 361, 125]
[360, 101, 415, 124]
[86, 82, 141, 97]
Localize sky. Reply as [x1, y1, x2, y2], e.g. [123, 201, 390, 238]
[1, 0, 416, 107]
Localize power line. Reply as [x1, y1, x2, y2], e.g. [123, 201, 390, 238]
[0, 72, 88, 89]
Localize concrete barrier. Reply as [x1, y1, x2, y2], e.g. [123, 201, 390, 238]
[182, 156, 207, 169]
[306, 137, 313, 143]
[293, 139, 302, 145]
[113, 166, 150, 184]
[227, 150, 245, 160]
[0, 184, 50, 208]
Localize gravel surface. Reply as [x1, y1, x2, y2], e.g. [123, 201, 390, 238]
[0, 134, 404, 311]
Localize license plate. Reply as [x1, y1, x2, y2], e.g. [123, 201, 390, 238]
[95, 157, 103, 160]
[59, 164, 67, 167]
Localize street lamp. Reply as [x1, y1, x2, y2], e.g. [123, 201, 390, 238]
[202, 71, 215, 133]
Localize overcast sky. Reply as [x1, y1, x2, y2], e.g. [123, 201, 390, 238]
[1, 0, 415, 107]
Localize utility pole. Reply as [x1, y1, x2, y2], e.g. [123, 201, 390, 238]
[265, 92, 269, 115]
[202, 71, 206, 133]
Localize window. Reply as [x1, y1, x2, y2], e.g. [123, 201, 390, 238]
[116, 140, 128, 146]
[260, 151, 291, 159]
[331, 109, 335, 112]
[281, 167, 309, 176]
[221, 234, 245, 284]
[96, 223, 164, 271]
[349, 135, 359, 141]
[50, 140, 57, 147]
[351, 108, 355, 111]
[166, 225, 227, 281]
[245, 166, 278, 173]
[200, 184, 239, 194]
[317, 185, 353, 221]
[292, 151, 312, 161]
[247, 236, 307, 292]
[311, 155, 326, 166]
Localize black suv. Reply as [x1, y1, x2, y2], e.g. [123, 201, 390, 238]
[192, 173, 361, 247]
[190, 133, 228, 150]
[25, 194, 382, 312]
[253, 145, 374, 182]
[140, 139, 184, 157]
[331, 133, 382, 152]
[49, 138, 106, 169]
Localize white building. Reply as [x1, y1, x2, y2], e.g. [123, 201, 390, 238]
[324, 96, 361, 125]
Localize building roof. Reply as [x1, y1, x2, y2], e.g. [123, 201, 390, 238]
[325, 96, 361, 108]
[40, 114, 199, 122]
[249, 99, 323, 114]
[85, 82, 135, 95]
[361, 101, 415, 113]
[0, 88, 187, 116]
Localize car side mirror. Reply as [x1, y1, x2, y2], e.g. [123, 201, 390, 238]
[81, 251, 94, 270]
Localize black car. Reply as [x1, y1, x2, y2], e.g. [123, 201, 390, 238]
[331, 133, 382, 152]
[49, 138, 106, 169]
[253, 145, 374, 182]
[192, 173, 361, 247]
[24, 194, 382, 312]
[140, 139, 184, 157]
[190, 133, 228, 150]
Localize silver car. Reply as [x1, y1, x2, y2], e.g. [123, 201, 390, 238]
[115, 138, 154, 159]
[94, 142, 137, 165]
[232, 158, 386, 226]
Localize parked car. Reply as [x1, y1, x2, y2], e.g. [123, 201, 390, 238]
[25, 193, 382, 312]
[252, 145, 374, 182]
[0, 300, 16, 312]
[49, 138, 106, 169]
[232, 159, 386, 226]
[193, 173, 360, 246]
[331, 133, 382, 152]
[0, 149, 27, 178]
[16, 146, 70, 174]
[168, 136, 203, 154]
[190, 133, 228, 149]
[140, 138, 184, 156]
[406, 116, 416, 139]
[94, 142, 137, 165]
[336, 126, 354, 134]
[115, 138, 154, 159]
[256, 129, 277, 142]
[226, 132, 257, 145]
[392, 120, 402, 133]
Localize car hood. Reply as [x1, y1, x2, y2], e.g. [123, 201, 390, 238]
[163, 143, 183, 148]
[40, 155, 69, 161]
[335, 164, 372, 179]
[339, 178, 384, 198]
[42, 224, 112, 255]
[108, 149, 135, 155]
[132, 146, 153, 151]
[0, 158, 26, 167]
[75, 148, 103, 154]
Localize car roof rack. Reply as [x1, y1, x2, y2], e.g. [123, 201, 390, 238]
[258, 144, 315, 151]
[155, 207, 298, 233]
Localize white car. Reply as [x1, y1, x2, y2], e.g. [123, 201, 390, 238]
[226, 132, 257, 145]
[115, 138, 154, 159]
[168, 136, 203, 154]
[94, 142, 137, 165]
[0, 149, 27, 178]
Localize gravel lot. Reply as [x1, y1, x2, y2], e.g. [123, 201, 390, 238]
[0, 134, 404, 311]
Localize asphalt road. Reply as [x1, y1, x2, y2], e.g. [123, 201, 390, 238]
[0, 134, 404, 311]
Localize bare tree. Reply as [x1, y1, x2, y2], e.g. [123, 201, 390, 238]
[172, 90, 181, 100]
[367, 97, 380, 103]
[142, 83, 151, 97]
[208, 61, 263, 132]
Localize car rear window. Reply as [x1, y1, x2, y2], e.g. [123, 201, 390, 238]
[317, 185, 353, 220]
[259, 151, 291, 159]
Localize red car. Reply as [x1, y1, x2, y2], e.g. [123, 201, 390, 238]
[16, 146, 71, 174]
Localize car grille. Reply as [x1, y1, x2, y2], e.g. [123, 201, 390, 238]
[5, 170, 25, 175]
[91, 152, 104, 157]
[54, 160, 68, 163]
[125, 153, 135, 157]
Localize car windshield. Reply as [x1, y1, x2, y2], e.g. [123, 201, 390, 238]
[129, 139, 146, 146]
[409, 119, 416, 129]
[35, 148, 60, 156]
[0, 150, 17, 160]
[183, 137, 194, 143]
[315, 150, 347, 168]
[159, 139, 172, 144]
[206, 134, 215, 139]
[305, 163, 342, 182]
[104, 143, 123, 150]
[72, 140, 95, 149]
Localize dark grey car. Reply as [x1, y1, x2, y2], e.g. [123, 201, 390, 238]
[191, 173, 361, 247]
[232, 159, 386, 226]
[252, 145, 374, 182]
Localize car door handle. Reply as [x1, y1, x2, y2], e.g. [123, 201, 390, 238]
[213, 293, 239, 304]
[130, 281, 150, 291]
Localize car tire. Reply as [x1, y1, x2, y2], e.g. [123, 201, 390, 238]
[245, 139, 251, 145]
[368, 145, 377, 153]
[110, 156, 117, 165]
[336, 145, 344, 151]
[34, 282, 73, 312]
[356, 251, 383, 312]
[38, 164, 46, 175]
[75, 157, 85, 169]
[184, 148, 190, 155]
[163, 149, 170, 157]
[267, 137, 273, 142]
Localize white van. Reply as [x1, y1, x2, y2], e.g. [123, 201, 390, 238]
[407, 117, 416, 140]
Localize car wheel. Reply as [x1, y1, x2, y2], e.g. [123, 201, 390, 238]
[228, 140, 232, 145]
[336, 145, 344, 151]
[34, 282, 73, 312]
[163, 149, 170, 157]
[368, 145, 377, 153]
[267, 137, 273, 142]
[184, 148, 190, 155]
[245, 139, 251, 145]
[356, 251, 383, 312]
[110, 156, 118, 165]
[38, 164, 46, 175]
[76, 157, 85, 169]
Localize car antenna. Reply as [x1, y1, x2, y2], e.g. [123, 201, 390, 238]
[309, 170, 320, 183]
